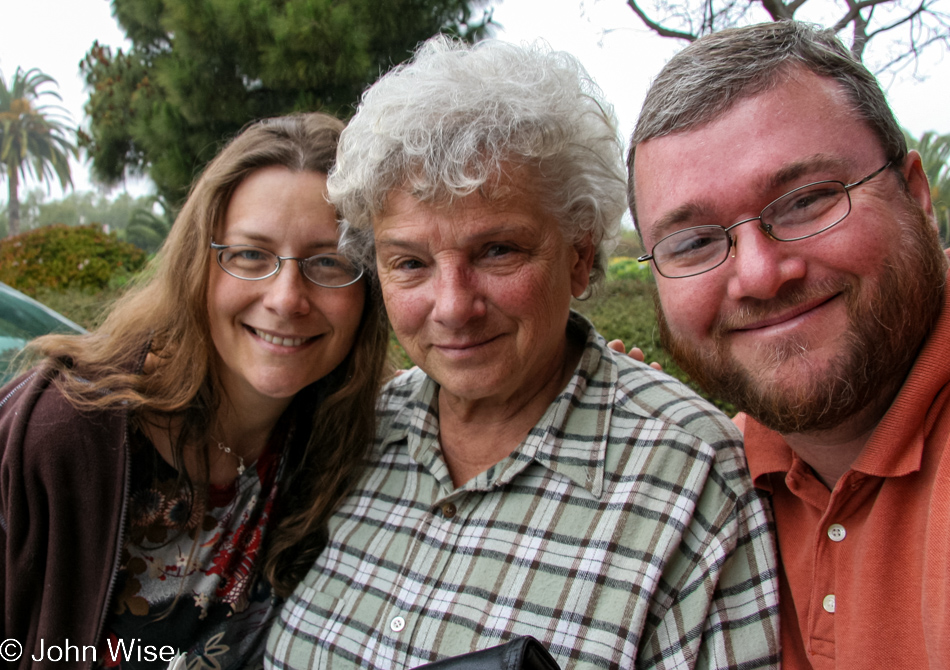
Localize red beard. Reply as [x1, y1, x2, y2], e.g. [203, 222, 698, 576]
[658, 196, 947, 435]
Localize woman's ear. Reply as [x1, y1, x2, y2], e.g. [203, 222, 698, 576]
[570, 234, 596, 299]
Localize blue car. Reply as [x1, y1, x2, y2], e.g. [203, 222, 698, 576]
[0, 282, 86, 385]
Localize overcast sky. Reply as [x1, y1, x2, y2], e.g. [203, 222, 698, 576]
[2, 0, 948, 199]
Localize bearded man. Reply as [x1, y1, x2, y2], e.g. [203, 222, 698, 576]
[628, 20, 950, 670]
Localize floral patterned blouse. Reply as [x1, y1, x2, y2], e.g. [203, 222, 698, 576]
[99, 425, 287, 670]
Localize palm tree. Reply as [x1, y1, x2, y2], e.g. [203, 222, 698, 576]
[904, 129, 950, 249]
[123, 195, 173, 254]
[1, 67, 77, 237]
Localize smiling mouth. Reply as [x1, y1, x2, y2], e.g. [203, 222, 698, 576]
[731, 294, 841, 332]
[251, 327, 315, 347]
[435, 335, 500, 351]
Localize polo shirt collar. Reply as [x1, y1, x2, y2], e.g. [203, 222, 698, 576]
[742, 414, 795, 493]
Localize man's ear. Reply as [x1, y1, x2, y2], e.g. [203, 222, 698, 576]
[902, 150, 938, 232]
[571, 234, 596, 298]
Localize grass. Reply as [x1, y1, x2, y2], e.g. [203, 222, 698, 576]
[32, 285, 127, 330]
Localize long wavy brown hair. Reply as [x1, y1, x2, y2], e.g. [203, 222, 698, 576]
[28, 112, 390, 597]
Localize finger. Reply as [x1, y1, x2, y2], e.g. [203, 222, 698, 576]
[607, 339, 627, 354]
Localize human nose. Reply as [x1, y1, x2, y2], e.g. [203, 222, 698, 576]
[262, 260, 312, 316]
[725, 223, 806, 301]
[431, 262, 486, 328]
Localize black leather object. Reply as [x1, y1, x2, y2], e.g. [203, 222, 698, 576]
[411, 636, 562, 670]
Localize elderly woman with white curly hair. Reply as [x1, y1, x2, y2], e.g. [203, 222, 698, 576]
[266, 37, 779, 670]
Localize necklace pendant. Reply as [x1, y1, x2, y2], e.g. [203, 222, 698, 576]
[215, 439, 247, 476]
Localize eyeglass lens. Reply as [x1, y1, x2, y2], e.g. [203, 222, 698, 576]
[652, 181, 851, 278]
[217, 246, 361, 287]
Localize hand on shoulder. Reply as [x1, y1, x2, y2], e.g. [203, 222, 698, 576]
[607, 340, 663, 371]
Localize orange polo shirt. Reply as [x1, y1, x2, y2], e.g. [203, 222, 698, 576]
[739, 262, 950, 669]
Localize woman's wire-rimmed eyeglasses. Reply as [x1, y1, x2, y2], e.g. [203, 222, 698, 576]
[211, 241, 364, 288]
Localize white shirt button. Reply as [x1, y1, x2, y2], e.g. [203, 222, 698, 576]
[390, 616, 406, 632]
[827, 524, 847, 542]
[823, 594, 836, 613]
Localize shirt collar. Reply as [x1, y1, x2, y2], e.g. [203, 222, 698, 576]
[740, 413, 795, 492]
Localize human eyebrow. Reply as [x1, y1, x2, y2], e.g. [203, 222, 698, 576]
[304, 239, 344, 253]
[465, 224, 531, 244]
[222, 231, 341, 253]
[648, 202, 719, 242]
[375, 238, 425, 256]
[761, 155, 852, 193]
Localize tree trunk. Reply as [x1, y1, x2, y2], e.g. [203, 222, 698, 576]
[7, 169, 20, 238]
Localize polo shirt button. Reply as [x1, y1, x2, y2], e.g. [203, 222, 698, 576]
[442, 503, 457, 519]
[827, 524, 847, 542]
[822, 595, 836, 613]
[390, 616, 406, 632]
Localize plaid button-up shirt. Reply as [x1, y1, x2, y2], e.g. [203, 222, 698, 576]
[267, 316, 779, 669]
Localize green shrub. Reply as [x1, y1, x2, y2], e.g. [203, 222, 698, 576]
[0, 224, 147, 296]
[607, 256, 652, 281]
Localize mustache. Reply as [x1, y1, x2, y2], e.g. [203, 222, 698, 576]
[712, 278, 853, 335]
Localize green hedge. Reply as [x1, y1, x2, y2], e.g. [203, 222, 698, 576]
[606, 256, 652, 282]
[0, 224, 147, 296]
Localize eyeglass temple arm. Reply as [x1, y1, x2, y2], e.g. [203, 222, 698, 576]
[846, 161, 891, 190]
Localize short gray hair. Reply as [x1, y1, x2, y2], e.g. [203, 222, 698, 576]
[627, 20, 908, 226]
[330, 35, 627, 287]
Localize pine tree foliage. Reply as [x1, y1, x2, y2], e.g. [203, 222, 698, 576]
[80, 0, 494, 207]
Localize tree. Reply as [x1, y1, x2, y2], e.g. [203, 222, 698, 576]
[81, 0, 494, 208]
[122, 196, 173, 253]
[905, 129, 950, 247]
[0, 67, 77, 238]
[621, 0, 950, 73]
[0, 188, 168, 246]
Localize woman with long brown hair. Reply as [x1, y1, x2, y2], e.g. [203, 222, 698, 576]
[0, 112, 388, 669]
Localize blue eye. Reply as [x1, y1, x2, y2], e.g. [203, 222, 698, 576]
[218, 245, 277, 279]
[313, 255, 341, 268]
[485, 244, 513, 257]
[395, 259, 425, 271]
[235, 249, 267, 261]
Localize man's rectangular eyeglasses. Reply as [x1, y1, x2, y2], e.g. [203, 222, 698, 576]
[211, 242, 364, 288]
[638, 162, 891, 279]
